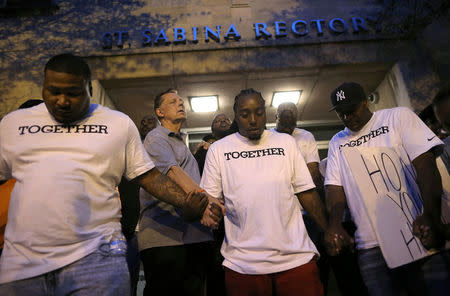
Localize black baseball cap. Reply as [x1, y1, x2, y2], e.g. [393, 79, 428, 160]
[329, 82, 366, 111]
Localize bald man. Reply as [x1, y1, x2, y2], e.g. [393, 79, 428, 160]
[274, 102, 322, 187]
[139, 115, 158, 140]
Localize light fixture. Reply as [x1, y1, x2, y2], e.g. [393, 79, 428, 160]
[271, 90, 302, 108]
[189, 95, 218, 112]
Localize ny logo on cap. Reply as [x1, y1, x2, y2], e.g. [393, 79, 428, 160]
[336, 90, 346, 101]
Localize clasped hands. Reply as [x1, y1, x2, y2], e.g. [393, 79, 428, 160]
[412, 214, 448, 250]
[324, 214, 450, 256]
[181, 189, 225, 229]
[324, 225, 355, 256]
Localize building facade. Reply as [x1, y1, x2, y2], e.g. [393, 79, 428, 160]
[1, 0, 449, 151]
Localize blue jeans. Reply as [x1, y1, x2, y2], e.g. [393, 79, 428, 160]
[0, 247, 130, 296]
[358, 247, 450, 296]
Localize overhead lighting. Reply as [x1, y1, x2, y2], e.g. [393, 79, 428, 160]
[271, 90, 302, 108]
[189, 95, 218, 112]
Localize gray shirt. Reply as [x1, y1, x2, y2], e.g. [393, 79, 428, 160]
[137, 125, 212, 250]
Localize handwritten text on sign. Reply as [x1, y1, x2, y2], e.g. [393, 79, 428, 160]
[342, 147, 428, 268]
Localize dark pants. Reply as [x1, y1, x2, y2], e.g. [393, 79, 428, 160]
[207, 220, 226, 296]
[328, 250, 368, 296]
[126, 235, 140, 296]
[303, 214, 330, 294]
[304, 215, 368, 296]
[358, 247, 450, 296]
[140, 242, 211, 296]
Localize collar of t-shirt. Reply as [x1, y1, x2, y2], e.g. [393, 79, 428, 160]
[168, 131, 184, 141]
[235, 129, 269, 145]
[344, 110, 377, 136]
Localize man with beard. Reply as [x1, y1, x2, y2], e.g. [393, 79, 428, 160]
[325, 82, 449, 295]
[194, 113, 232, 176]
[200, 88, 329, 296]
[0, 54, 213, 295]
[139, 115, 158, 141]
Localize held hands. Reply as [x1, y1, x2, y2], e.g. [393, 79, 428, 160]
[324, 224, 355, 256]
[182, 190, 209, 222]
[412, 214, 445, 250]
[201, 196, 225, 230]
[201, 194, 226, 229]
[192, 141, 212, 155]
[181, 189, 225, 229]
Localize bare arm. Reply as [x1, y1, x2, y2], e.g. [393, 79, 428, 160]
[166, 165, 225, 227]
[324, 185, 354, 255]
[413, 151, 443, 223]
[306, 162, 324, 189]
[296, 188, 328, 231]
[412, 150, 446, 248]
[135, 168, 207, 221]
[167, 165, 200, 194]
[325, 185, 347, 229]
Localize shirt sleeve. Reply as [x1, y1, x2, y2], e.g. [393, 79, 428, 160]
[396, 107, 444, 160]
[324, 137, 342, 186]
[123, 118, 155, 180]
[0, 119, 12, 180]
[300, 131, 320, 164]
[200, 144, 223, 199]
[144, 133, 179, 175]
[291, 137, 316, 193]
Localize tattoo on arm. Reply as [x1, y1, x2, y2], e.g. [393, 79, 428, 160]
[136, 168, 186, 208]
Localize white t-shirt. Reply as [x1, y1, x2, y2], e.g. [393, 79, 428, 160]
[292, 128, 321, 164]
[271, 128, 320, 165]
[200, 130, 317, 275]
[0, 103, 154, 283]
[325, 107, 443, 250]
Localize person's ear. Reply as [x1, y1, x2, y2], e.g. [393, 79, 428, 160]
[155, 108, 164, 118]
[88, 81, 93, 97]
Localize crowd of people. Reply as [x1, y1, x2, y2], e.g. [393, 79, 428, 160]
[0, 53, 448, 296]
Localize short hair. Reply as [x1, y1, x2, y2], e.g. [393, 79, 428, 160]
[141, 114, 156, 123]
[18, 99, 44, 109]
[211, 113, 227, 129]
[44, 53, 91, 81]
[229, 88, 265, 134]
[276, 102, 298, 118]
[432, 82, 450, 107]
[154, 88, 178, 112]
[233, 88, 265, 112]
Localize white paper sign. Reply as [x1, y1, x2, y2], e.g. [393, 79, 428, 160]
[436, 156, 450, 225]
[342, 146, 433, 268]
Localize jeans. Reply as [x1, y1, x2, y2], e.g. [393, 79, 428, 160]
[358, 247, 450, 296]
[0, 246, 130, 296]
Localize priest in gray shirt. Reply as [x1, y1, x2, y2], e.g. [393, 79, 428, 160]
[137, 88, 224, 296]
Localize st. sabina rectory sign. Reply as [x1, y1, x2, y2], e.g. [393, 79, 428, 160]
[101, 16, 378, 49]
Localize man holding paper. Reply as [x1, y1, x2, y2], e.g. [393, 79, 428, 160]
[324, 82, 449, 296]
